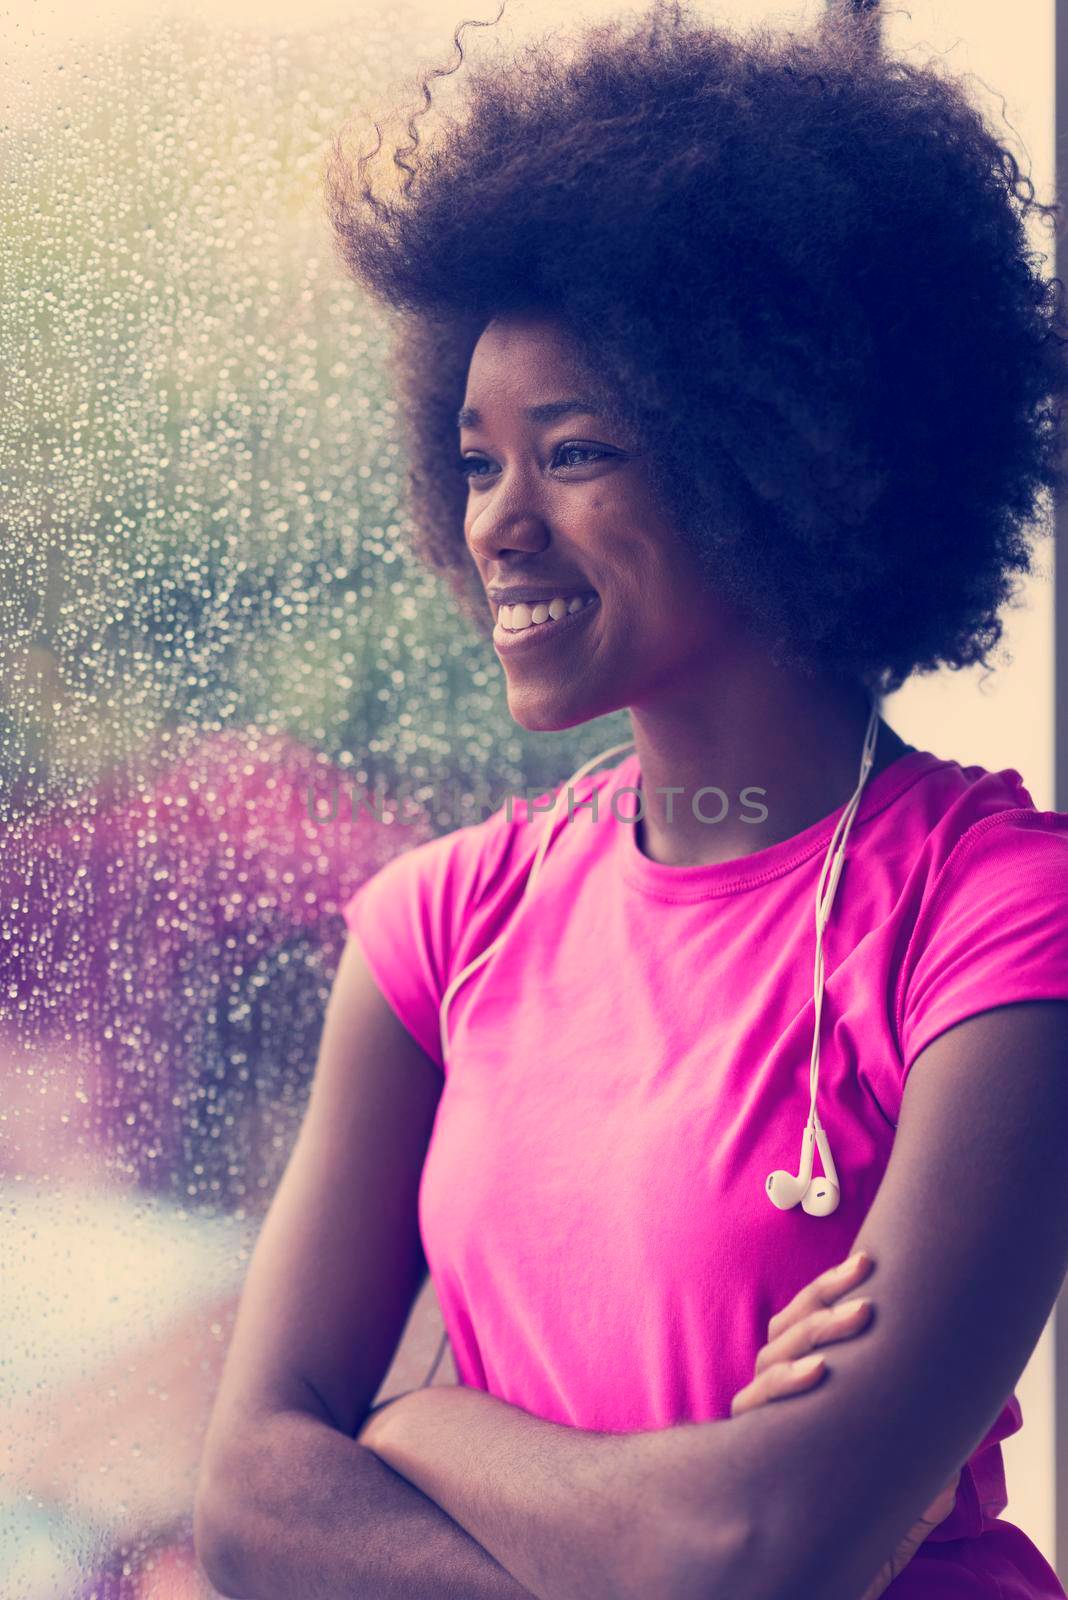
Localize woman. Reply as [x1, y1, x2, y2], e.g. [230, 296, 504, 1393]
[194, 5, 1068, 1598]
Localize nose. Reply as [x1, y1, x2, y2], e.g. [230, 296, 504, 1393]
[464, 476, 552, 565]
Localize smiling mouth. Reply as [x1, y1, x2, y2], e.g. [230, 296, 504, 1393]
[493, 593, 598, 633]
[492, 593, 600, 653]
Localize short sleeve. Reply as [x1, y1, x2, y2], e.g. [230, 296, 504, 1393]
[897, 810, 1068, 1083]
[342, 826, 487, 1073]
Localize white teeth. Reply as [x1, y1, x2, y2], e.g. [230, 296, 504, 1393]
[497, 594, 595, 632]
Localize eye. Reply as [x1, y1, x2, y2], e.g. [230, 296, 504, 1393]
[455, 442, 612, 482]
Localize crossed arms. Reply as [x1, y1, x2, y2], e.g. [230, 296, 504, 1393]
[357, 1001, 1068, 1600]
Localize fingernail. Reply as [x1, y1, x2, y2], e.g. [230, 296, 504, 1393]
[835, 1250, 870, 1279]
[832, 1296, 871, 1321]
[792, 1353, 825, 1376]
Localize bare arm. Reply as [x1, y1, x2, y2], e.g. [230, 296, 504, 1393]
[352, 1001, 1068, 1600]
[193, 935, 536, 1598]
[355, 1383, 736, 1600]
[196, 1402, 535, 1599]
[702, 1000, 1068, 1600]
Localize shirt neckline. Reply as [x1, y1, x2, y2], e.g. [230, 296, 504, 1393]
[614, 747, 941, 900]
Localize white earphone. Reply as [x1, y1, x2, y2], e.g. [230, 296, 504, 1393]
[419, 699, 881, 1388]
[764, 695, 879, 1216]
[765, 1115, 842, 1217]
[438, 695, 881, 1219]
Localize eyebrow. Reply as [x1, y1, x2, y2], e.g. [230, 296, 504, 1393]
[455, 398, 603, 431]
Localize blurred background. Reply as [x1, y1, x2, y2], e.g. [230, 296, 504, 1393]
[0, 0, 1062, 1593]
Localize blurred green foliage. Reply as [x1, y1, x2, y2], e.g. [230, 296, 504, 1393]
[1, 11, 626, 826]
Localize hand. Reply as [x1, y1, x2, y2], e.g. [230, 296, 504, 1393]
[729, 1251, 961, 1600]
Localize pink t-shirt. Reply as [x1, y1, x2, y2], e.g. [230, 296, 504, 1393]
[343, 746, 1068, 1597]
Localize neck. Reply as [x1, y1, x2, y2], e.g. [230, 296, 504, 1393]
[627, 666, 912, 869]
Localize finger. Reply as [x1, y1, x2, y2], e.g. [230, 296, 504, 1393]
[766, 1250, 874, 1342]
[730, 1353, 826, 1418]
[767, 1250, 873, 1343]
[755, 1295, 873, 1377]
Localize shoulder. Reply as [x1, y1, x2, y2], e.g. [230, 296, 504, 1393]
[340, 749, 629, 956]
[901, 747, 1068, 924]
[890, 754, 1068, 1079]
[878, 749, 1044, 853]
[871, 748, 1066, 903]
[387, 747, 634, 907]
[340, 802, 522, 951]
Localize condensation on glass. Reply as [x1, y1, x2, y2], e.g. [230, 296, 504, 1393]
[0, 3, 631, 1591]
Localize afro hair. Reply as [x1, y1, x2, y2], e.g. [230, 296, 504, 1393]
[323, 0, 1068, 696]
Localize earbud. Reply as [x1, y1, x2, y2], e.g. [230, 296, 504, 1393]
[801, 1124, 840, 1217]
[762, 697, 878, 1217]
[766, 1122, 841, 1216]
[765, 1124, 816, 1210]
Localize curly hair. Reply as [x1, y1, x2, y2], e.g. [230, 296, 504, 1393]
[323, 0, 1068, 697]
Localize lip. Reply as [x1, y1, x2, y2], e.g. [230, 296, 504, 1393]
[486, 586, 598, 607]
[493, 595, 600, 655]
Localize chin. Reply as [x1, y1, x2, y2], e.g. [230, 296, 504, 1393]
[506, 699, 579, 735]
[504, 680, 620, 735]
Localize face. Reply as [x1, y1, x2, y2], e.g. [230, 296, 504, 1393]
[459, 311, 748, 732]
